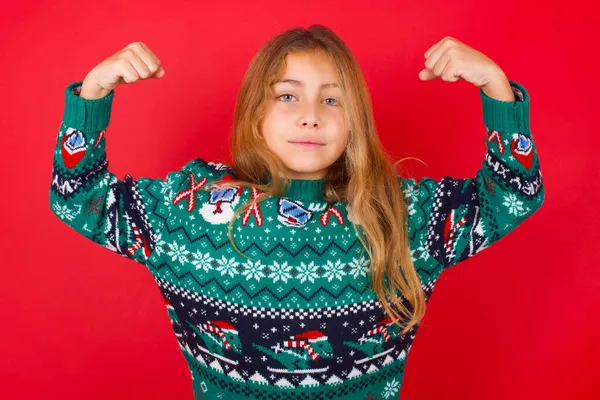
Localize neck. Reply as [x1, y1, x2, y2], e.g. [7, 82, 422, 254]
[284, 177, 325, 202]
[264, 171, 327, 202]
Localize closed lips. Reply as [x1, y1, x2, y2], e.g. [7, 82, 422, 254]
[289, 140, 324, 145]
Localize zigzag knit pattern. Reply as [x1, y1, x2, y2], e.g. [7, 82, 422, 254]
[50, 80, 544, 400]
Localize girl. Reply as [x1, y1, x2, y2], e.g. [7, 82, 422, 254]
[50, 25, 544, 400]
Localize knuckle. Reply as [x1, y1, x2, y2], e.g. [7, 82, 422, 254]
[117, 58, 129, 69]
[123, 48, 135, 57]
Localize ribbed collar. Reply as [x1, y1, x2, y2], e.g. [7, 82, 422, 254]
[283, 178, 325, 202]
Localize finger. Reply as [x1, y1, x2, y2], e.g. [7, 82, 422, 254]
[138, 42, 163, 73]
[418, 68, 437, 80]
[424, 38, 443, 58]
[440, 62, 460, 82]
[424, 36, 456, 58]
[138, 42, 161, 64]
[118, 58, 140, 83]
[152, 66, 166, 78]
[432, 49, 451, 77]
[125, 50, 153, 79]
[424, 40, 451, 73]
[128, 45, 159, 78]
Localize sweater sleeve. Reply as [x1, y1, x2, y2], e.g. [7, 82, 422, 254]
[49, 81, 195, 266]
[400, 80, 545, 270]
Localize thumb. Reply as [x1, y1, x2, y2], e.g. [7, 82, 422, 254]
[419, 68, 436, 80]
[153, 66, 166, 79]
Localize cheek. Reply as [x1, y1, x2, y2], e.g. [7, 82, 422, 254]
[331, 136, 349, 158]
[260, 115, 280, 148]
[262, 110, 287, 139]
[328, 122, 350, 153]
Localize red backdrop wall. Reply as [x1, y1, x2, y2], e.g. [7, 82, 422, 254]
[1, 0, 598, 399]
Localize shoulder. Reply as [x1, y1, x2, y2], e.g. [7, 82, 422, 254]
[180, 158, 235, 185]
[399, 176, 437, 203]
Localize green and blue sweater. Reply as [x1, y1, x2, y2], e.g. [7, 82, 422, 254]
[49, 80, 544, 400]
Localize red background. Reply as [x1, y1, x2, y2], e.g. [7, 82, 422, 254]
[1, 1, 598, 399]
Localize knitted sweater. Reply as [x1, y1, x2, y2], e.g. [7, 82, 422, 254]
[50, 80, 544, 400]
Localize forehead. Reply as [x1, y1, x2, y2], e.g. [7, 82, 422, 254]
[275, 51, 340, 85]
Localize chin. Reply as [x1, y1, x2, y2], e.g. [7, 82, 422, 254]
[282, 162, 327, 176]
[284, 160, 323, 172]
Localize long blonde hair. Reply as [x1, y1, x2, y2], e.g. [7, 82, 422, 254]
[201, 25, 426, 335]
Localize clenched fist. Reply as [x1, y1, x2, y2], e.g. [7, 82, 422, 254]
[418, 36, 515, 101]
[79, 42, 165, 100]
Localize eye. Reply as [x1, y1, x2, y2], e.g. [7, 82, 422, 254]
[277, 93, 295, 102]
[276, 94, 339, 106]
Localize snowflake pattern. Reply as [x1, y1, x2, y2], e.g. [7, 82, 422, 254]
[154, 251, 372, 284]
[166, 241, 190, 263]
[296, 261, 320, 283]
[349, 255, 370, 278]
[52, 202, 81, 221]
[190, 250, 214, 273]
[402, 181, 418, 199]
[502, 192, 525, 216]
[241, 259, 265, 281]
[323, 259, 346, 282]
[271, 261, 293, 283]
[152, 232, 167, 256]
[381, 378, 401, 399]
[402, 183, 418, 217]
[216, 256, 240, 278]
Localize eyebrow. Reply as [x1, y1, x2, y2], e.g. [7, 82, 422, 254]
[272, 79, 340, 89]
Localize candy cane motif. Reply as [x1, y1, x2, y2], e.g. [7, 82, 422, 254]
[201, 323, 233, 351]
[93, 129, 106, 150]
[172, 173, 208, 212]
[443, 209, 467, 251]
[487, 129, 505, 154]
[241, 186, 264, 226]
[283, 340, 320, 360]
[126, 222, 151, 258]
[319, 204, 344, 226]
[366, 326, 391, 342]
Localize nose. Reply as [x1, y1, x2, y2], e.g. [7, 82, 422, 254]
[299, 103, 320, 128]
[302, 120, 318, 127]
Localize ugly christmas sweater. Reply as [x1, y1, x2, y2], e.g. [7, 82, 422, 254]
[50, 79, 544, 400]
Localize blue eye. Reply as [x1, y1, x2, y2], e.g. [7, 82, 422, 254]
[278, 94, 295, 102]
[277, 94, 339, 106]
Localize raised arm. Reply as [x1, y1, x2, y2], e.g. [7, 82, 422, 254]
[401, 80, 544, 270]
[49, 81, 196, 265]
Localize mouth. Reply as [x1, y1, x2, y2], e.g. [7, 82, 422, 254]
[288, 140, 325, 149]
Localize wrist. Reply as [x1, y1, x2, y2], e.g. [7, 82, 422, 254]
[479, 80, 530, 134]
[63, 81, 114, 132]
[80, 72, 111, 100]
[482, 71, 515, 102]
[79, 83, 111, 100]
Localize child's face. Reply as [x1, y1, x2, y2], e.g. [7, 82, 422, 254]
[261, 50, 349, 180]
